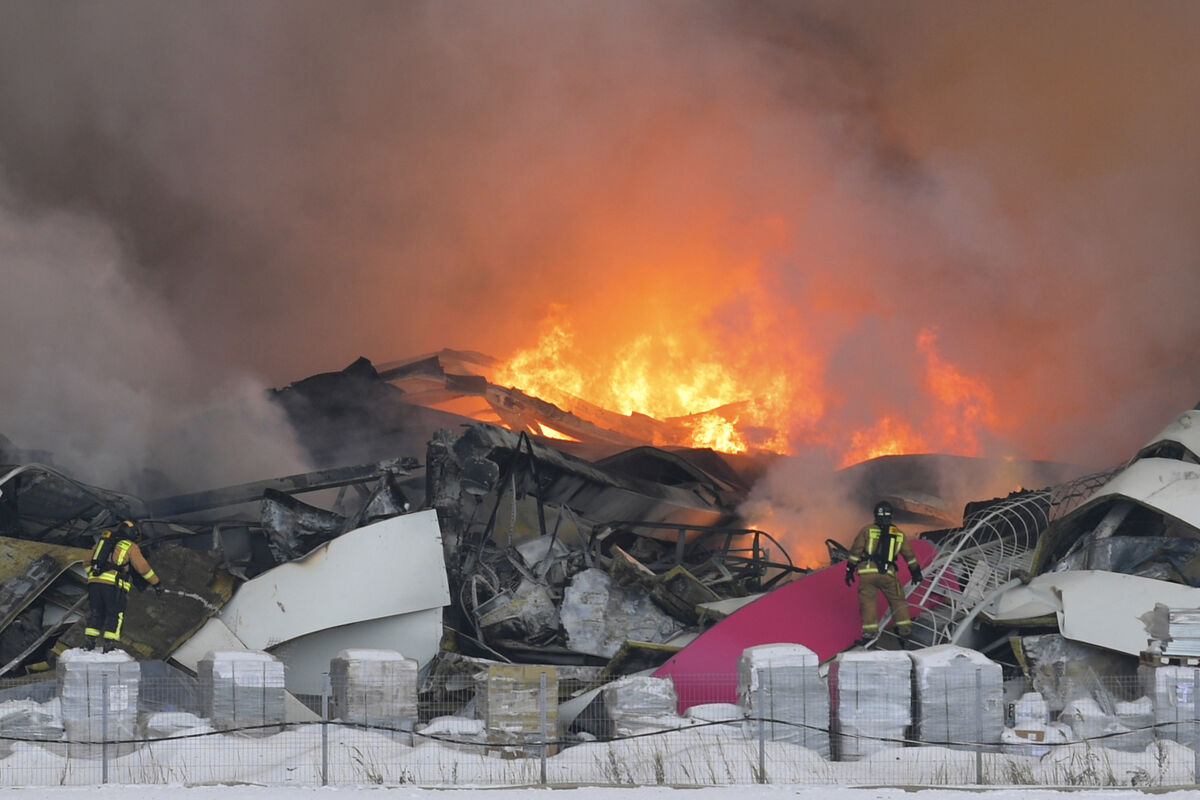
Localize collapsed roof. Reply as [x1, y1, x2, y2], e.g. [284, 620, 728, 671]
[1034, 407, 1200, 579]
[2, 354, 1197, 713]
[0, 352, 797, 690]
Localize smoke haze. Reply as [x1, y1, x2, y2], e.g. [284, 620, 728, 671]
[0, 1, 1198, 492]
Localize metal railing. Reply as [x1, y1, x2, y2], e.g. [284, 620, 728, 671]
[866, 490, 1051, 650]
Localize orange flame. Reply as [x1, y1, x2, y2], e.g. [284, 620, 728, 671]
[917, 327, 998, 454]
[839, 416, 929, 467]
[838, 328, 999, 466]
[494, 307, 801, 453]
[535, 422, 579, 442]
[685, 412, 747, 454]
[495, 306, 999, 466]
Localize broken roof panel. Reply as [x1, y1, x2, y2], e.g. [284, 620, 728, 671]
[1133, 407, 1200, 463]
[0, 464, 144, 546]
[145, 458, 416, 518]
[211, 508, 450, 693]
[0, 538, 89, 632]
[1034, 457, 1200, 573]
[981, 570, 1200, 656]
[447, 424, 738, 529]
[218, 508, 449, 650]
[378, 351, 646, 447]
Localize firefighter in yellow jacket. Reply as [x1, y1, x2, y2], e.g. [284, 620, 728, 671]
[84, 520, 163, 651]
[844, 501, 923, 647]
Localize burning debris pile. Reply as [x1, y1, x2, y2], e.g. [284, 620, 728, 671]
[1, 354, 1199, 726]
[0, 354, 801, 695]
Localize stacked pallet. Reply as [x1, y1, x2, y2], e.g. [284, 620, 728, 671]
[1145, 604, 1200, 658]
[737, 643, 829, 758]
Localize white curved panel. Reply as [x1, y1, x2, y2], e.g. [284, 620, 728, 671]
[984, 570, 1200, 655]
[220, 509, 449, 649]
[267, 608, 443, 695]
[1140, 409, 1200, 457]
[1080, 458, 1200, 529]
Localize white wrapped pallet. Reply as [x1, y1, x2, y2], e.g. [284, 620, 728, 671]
[1013, 691, 1049, 728]
[910, 645, 1003, 750]
[829, 649, 911, 761]
[0, 698, 63, 742]
[1059, 696, 1153, 752]
[198, 650, 286, 732]
[329, 648, 418, 729]
[1139, 663, 1200, 747]
[600, 675, 681, 736]
[57, 648, 140, 750]
[737, 643, 829, 757]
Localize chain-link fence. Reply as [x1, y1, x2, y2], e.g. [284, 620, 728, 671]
[1, 652, 1199, 788]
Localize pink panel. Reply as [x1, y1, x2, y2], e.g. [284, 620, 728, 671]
[653, 538, 943, 711]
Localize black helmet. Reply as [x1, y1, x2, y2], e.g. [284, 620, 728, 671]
[873, 501, 893, 522]
[119, 519, 141, 541]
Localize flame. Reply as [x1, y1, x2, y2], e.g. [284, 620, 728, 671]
[840, 416, 929, 468]
[838, 328, 998, 466]
[535, 422, 578, 442]
[917, 327, 998, 454]
[685, 412, 747, 454]
[494, 305, 1000, 466]
[494, 306, 803, 453]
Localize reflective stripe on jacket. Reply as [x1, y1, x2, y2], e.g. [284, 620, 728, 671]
[87, 536, 158, 590]
[88, 538, 133, 590]
[857, 525, 900, 574]
[847, 524, 918, 575]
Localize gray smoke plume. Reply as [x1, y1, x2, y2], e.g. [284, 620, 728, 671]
[0, 187, 311, 492]
[0, 1, 1197, 495]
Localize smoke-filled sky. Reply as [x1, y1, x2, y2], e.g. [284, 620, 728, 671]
[1, 0, 1199, 491]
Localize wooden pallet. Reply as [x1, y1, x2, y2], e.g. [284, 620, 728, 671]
[1140, 650, 1200, 667]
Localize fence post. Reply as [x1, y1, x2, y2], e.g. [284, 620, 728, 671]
[321, 673, 330, 786]
[101, 670, 109, 785]
[539, 671, 548, 786]
[757, 670, 766, 784]
[974, 667, 984, 785]
[1192, 668, 1199, 787]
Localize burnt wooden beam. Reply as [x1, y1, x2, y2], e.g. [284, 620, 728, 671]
[145, 458, 417, 517]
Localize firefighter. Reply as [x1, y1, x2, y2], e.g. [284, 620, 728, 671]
[83, 519, 163, 652]
[844, 500, 923, 648]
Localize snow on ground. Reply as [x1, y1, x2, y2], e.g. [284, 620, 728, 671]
[0, 723, 1195, 791]
[0, 786, 1196, 800]
[8, 651, 1200, 794]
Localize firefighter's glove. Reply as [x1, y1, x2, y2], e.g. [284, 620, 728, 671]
[844, 561, 856, 586]
[909, 564, 923, 586]
[153, 584, 165, 596]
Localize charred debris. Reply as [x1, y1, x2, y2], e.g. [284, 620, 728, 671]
[0, 354, 804, 684]
[0, 354, 1198, 702]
